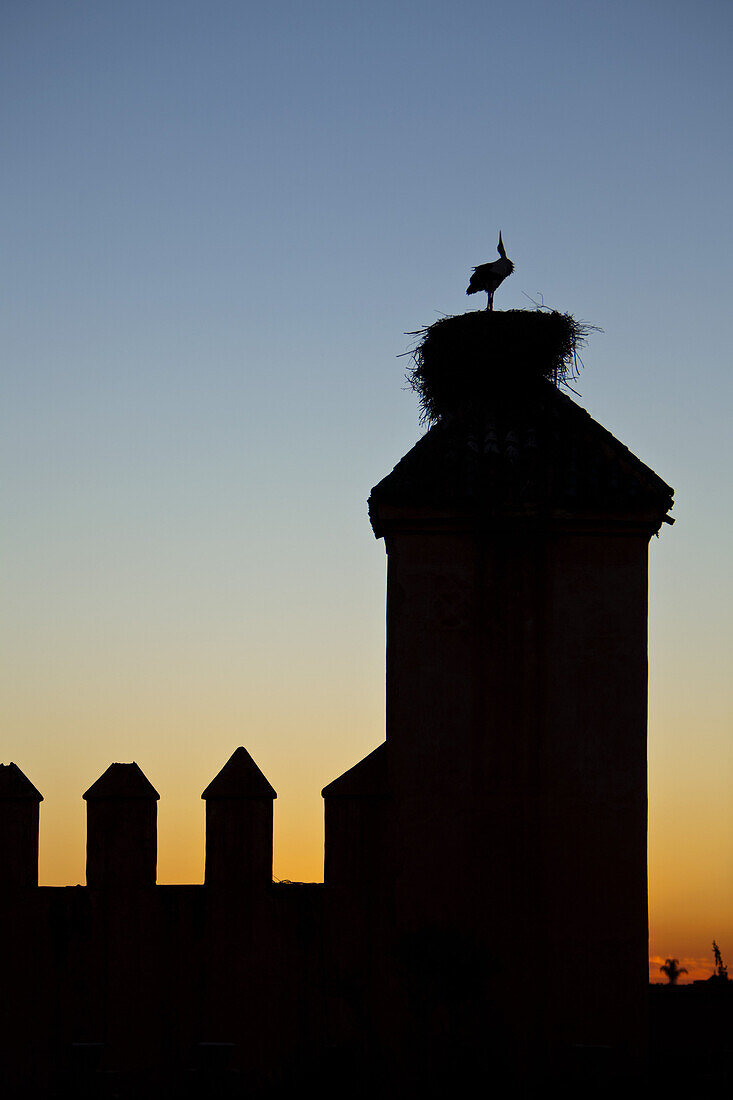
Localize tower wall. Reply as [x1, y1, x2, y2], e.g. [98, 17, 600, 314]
[382, 520, 652, 1063]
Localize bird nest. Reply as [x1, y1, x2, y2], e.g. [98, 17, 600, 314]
[405, 309, 595, 424]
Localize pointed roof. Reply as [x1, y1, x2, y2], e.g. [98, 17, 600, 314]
[83, 762, 159, 801]
[201, 747, 276, 800]
[0, 762, 43, 801]
[322, 743, 389, 800]
[369, 385, 674, 537]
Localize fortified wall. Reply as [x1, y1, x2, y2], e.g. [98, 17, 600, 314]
[0, 313, 674, 1097]
[0, 754, 331, 1096]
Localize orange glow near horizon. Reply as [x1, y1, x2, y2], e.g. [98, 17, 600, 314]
[8, 485, 732, 993]
[29, 719, 732, 987]
[18, 619, 731, 983]
[649, 956, 719, 985]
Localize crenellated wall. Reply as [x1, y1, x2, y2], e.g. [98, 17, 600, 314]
[0, 752, 340, 1097]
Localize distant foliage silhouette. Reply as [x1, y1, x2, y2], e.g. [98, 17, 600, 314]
[660, 958, 687, 985]
[712, 940, 729, 982]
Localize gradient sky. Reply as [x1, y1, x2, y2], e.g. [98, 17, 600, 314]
[1, 1, 731, 981]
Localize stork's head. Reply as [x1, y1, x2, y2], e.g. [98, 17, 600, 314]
[497, 231, 507, 259]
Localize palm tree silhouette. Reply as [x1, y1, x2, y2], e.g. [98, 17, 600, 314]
[660, 958, 687, 985]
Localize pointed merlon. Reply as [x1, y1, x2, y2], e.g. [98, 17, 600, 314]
[322, 743, 388, 800]
[84, 763, 158, 887]
[0, 763, 43, 887]
[201, 747, 276, 801]
[83, 762, 159, 801]
[322, 745, 389, 887]
[0, 762, 43, 801]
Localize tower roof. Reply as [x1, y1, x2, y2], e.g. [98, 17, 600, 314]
[369, 385, 673, 537]
[201, 747, 276, 800]
[0, 762, 43, 801]
[83, 762, 159, 801]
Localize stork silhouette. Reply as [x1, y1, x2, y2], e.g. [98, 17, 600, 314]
[466, 232, 514, 310]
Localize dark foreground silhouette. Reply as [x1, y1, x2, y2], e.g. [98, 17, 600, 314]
[1, 307, 683, 1098]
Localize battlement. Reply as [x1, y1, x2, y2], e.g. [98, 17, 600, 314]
[0, 750, 356, 1094]
[1, 749, 289, 891]
[1, 747, 390, 898]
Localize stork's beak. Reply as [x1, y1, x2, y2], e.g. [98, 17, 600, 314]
[498, 231, 506, 257]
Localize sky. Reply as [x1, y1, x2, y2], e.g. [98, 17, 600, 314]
[1, 0, 731, 982]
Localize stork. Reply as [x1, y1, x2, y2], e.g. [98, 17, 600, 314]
[466, 232, 514, 310]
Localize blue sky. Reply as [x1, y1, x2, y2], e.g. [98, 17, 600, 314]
[1, 1, 731, 966]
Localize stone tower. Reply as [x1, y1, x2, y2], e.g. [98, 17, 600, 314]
[326, 315, 674, 1083]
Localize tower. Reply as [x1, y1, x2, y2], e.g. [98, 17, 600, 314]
[328, 309, 674, 1082]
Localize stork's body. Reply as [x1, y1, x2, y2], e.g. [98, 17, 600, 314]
[467, 232, 514, 310]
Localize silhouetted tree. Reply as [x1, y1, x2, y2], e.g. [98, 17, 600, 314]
[660, 958, 687, 985]
[712, 940, 729, 982]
